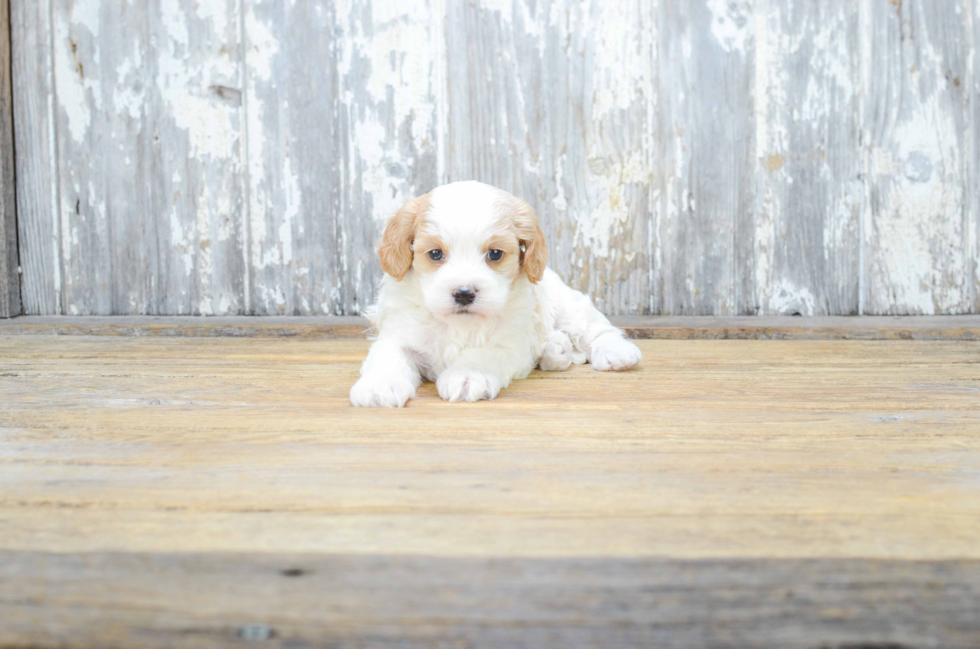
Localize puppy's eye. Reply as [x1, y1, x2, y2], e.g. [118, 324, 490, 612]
[427, 249, 444, 261]
[487, 249, 504, 262]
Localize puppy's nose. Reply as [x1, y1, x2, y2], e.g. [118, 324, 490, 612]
[453, 286, 477, 306]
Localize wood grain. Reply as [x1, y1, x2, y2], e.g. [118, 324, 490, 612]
[8, 0, 980, 316]
[2, 315, 980, 341]
[749, 0, 862, 316]
[10, 0, 58, 316]
[0, 0, 20, 318]
[656, 1, 752, 316]
[1, 335, 979, 645]
[3, 552, 979, 648]
[50, 0, 113, 314]
[2, 336, 979, 559]
[244, 0, 340, 315]
[48, 0, 247, 316]
[862, 0, 974, 315]
[972, 0, 979, 314]
[147, 0, 248, 317]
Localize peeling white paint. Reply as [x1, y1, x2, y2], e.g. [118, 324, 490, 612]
[170, 95, 237, 160]
[805, 17, 855, 119]
[576, 150, 653, 259]
[161, 0, 190, 47]
[244, 3, 270, 278]
[868, 26, 966, 315]
[193, 0, 229, 36]
[218, 295, 233, 313]
[590, 1, 650, 120]
[337, 2, 439, 225]
[706, 0, 752, 54]
[769, 279, 817, 316]
[158, 1, 239, 160]
[279, 155, 300, 267]
[244, 7, 278, 82]
[170, 206, 194, 277]
[553, 154, 568, 213]
[21, 0, 979, 317]
[55, 2, 103, 144]
[478, 0, 513, 24]
[113, 46, 145, 120]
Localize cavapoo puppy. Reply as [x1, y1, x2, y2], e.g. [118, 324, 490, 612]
[350, 181, 642, 407]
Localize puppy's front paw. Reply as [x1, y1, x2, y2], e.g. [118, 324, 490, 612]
[436, 369, 502, 403]
[350, 374, 416, 408]
[539, 331, 574, 371]
[590, 333, 642, 371]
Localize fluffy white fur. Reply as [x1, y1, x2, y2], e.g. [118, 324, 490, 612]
[350, 181, 642, 407]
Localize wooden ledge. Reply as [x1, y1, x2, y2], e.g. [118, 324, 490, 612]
[0, 315, 371, 338]
[614, 315, 980, 341]
[3, 552, 979, 647]
[1, 315, 979, 340]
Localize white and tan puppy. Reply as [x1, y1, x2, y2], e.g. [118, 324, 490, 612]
[350, 181, 642, 407]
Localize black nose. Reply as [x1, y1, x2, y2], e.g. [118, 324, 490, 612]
[453, 287, 477, 306]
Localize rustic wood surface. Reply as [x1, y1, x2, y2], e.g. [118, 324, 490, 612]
[3, 553, 979, 648]
[2, 314, 980, 340]
[9, 0, 980, 317]
[973, 0, 980, 317]
[658, 0, 751, 316]
[862, 0, 975, 315]
[0, 0, 20, 318]
[9, 0, 58, 315]
[1, 335, 979, 645]
[750, 0, 862, 317]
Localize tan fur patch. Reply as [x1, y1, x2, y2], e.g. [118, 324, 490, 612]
[412, 231, 449, 275]
[483, 234, 522, 280]
[378, 193, 431, 280]
[493, 199, 548, 283]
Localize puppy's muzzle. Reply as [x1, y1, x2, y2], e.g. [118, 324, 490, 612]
[453, 287, 477, 306]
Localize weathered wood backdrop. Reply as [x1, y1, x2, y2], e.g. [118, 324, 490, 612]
[1, 0, 21, 318]
[7, 0, 980, 316]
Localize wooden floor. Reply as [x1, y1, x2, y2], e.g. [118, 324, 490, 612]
[2, 329, 980, 647]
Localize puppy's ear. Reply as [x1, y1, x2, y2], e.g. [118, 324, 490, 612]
[379, 194, 429, 280]
[513, 200, 548, 284]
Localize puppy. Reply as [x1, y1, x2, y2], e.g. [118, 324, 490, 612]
[350, 181, 642, 407]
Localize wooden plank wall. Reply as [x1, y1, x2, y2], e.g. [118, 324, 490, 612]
[10, 0, 59, 315]
[9, 0, 980, 316]
[0, 0, 20, 318]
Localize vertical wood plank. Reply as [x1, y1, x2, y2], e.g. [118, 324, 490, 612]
[51, 0, 110, 313]
[0, 0, 20, 317]
[149, 0, 247, 315]
[444, 0, 657, 315]
[862, 0, 972, 315]
[243, 0, 339, 315]
[244, 0, 441, 315]
[50, 0, 246, 315]
[656, 0, 754, 315]
[748, 0, 862, 315]
[970, 0, 979, 313]
[10, 0, 59, 314]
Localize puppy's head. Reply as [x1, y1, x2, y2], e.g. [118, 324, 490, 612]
[379, 181, 547, 318]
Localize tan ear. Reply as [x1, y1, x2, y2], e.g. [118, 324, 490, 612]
[513, 200, 548, 284]
[378, 195, 429, 280]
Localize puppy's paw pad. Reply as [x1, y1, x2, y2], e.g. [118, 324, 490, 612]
[590, 334, 642, 372]
[437, 369, 502, 402]
[350, 375, 416, 408]
[539, 331, 574, 372]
